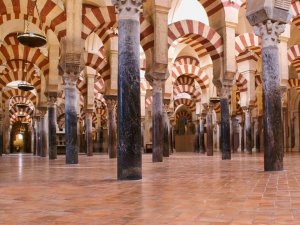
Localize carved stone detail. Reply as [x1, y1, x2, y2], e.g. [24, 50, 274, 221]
[105, 96, 118, 111]
[63, 74, 79, 88]
[112, 0, 144, 20]
[253, 20, 286, 47]
[59, 52, 83, 75]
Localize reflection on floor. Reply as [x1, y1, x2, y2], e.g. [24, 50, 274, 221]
[1, 152, 300, 225]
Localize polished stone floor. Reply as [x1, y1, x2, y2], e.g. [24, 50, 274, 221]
[1, 152, 300, 225]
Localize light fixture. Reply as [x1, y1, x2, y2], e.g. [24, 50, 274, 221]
[16, 103, 29, 109]
[17, 0, 47, 48]
[18, 61, 34, 91]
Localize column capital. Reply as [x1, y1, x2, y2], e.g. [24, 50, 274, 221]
[45, 92, 58, 107]
[253, 20, 286, 47]
[104, 95, 118, 111]
[63, 74, 79, 88]
[112, 0, 145, 20]
[59, 52, 83, 75]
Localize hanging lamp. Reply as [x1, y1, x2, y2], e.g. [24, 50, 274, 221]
[18, 61, 34, 91]
[17, 0, 47, 48]
[16, 103, 29, 109]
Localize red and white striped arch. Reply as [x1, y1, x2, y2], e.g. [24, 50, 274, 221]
[175, 75, 195, 86]
[84, 52, 110, 81]
[168, 20, 223, 61]
[199, 0, 243, 18]
[255, 75, 262, 88]
[140, 80, 152, 92]
[173, 85, 201, 102]
[9, 96, 34, 110]
[145, 96, 152, 109]
[0, 45, 49, 76]
[171, 64, 209, 91]
[292, 0, 300, 29]
[289, 78, 300, 91]
[82, 6, 154, 53]
[174, 56, 200, 67]
[235, 33, 261, 57]
[288, 44, 300, 75]
[2, 89, 37, 105]
[235, 73, 247, 92]
[174, 98, 196, 112]
[176, 110, 192, 122]
[10, 106, 34, 118]
[0, 0, 66, 40]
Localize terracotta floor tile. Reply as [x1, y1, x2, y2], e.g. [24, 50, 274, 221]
[1, 152, 300, 224]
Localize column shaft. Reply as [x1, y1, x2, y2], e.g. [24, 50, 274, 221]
[85, 111, 93, 156]
[64, 83, 78, 164]
[207, 107, 213, 156]
[221, 98, 231, 160]
[152, 79, 163, 162]
[117, 17, 142, 180]
[106, 99, 117, 159]
[48, 106, 57, 159]
[199, 117, 206, 153]
[40, 115, 48, 157]
[245, 109, 252, 154]
[262, 46, 283, 170]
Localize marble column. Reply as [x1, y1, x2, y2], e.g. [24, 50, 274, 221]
[97, 127, 103, 152]
[47, 95, 57, 160]
[220, 87, 231, 160]
[112, 0, 143, 180]
[105, 96, 117, 159]
[206, 105, 214, 156]
[32, 119, 37, 155]
[35, 116, 41, 156]
[240, 121, 245, 152]
[244, 108, 252, 154]
[152, 79, 163, 162]
[40, 109, 48, 157]
[163, 100, 170, 157]
[232, 116, 240, 153]
[194, 120, 200, 153]
[0, 116, 3, 156]
[85, 110, 93, 156]
[256, 116, 262, 152]
[249, 8, 289, 169]
[63, 74, 79, 164]
[199, 116, 206, 153]
[77, 117, 82, 153]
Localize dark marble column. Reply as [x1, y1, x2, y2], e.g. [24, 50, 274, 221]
[113, 0, 143, 180]
[240, 120, 245, 152]
[232, 116, 240, 153]
[244, 108, 252, 154]
[256, 116, 262, 153]
[47, 95, 57, 160]
[63, 74, 79, 164]
[33, 119, 37, 155]
[163, 100, 170, 157]
[0, 118, 3, 157]
[206, 105, 214, 156]
[199, 116, 206, 153]
[220, 87, 231, 160]
[34, 116, 41, 156]
[85, 110, 93, 156]
[97, 127, 103, 152]
[105, 96, 117, 159]
[77, 117, 82, 153]
[40, 110, 48, 157]
[152, 79, 163, 162]
[253, 20, 285, 171]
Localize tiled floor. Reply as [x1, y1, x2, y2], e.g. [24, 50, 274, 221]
[1, 152, 300, 225]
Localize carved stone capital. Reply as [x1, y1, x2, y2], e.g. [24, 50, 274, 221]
[253, 20, 286, 47]
[105, 95, 118, 111]
[63, 74, 79, 88]
[59, 52, 83, 75]
[46, 92, 58, 107]
[112, 0, 144, 20]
